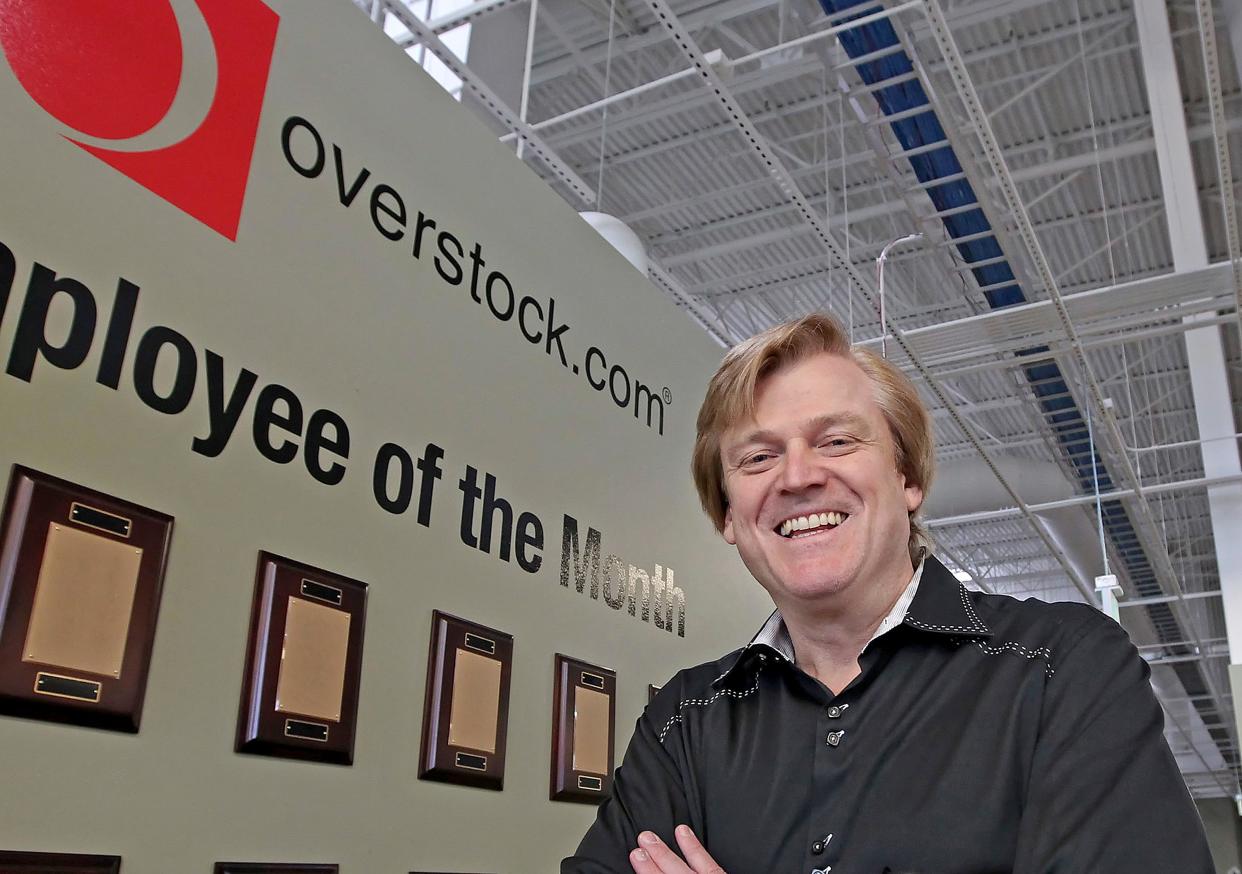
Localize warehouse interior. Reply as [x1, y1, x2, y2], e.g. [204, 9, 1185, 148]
[358, 0, 1242, 806]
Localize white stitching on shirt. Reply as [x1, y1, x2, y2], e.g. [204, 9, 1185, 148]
[711, 649, 747, 686]
[904, 616, 985, 634]
[967, 638, 1056, 678]
[657, 670, 763, 744]
[958, 584, 988, 632]
[903, 585, 989, 635]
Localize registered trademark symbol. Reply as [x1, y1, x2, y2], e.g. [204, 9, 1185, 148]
[662, 387, 673, 404]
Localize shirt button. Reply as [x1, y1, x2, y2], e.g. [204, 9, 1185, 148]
[811, 840, 826, 855]
[826, 730, 843, 747]
[827, 706, 842, 718]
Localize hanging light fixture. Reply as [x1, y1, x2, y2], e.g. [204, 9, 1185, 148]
[579, 211, 649, 274]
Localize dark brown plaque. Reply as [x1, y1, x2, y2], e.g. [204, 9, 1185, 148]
[0, 849, 121, 872]
[550, 654, 616, 803]
[418, 610, 513, 791]
[235, 552, 367, 765]
[648, 684, 662, 703]
[214, 866, 337, 874]
[0, 466, 173, 733]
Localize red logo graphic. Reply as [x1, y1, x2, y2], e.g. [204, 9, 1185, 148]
[0, 0, 279, 240]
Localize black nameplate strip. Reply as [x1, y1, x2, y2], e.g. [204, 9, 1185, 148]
[464, 633, 496, 655]
[70, 503, 131, 537]
[300, 578, 343, 606]
[578, 775, 603, 791]
[455, 752, 487, 771]
[580, 672, 606, 690]
[34, 672, 101, 703]
[284, 719, 329, 742]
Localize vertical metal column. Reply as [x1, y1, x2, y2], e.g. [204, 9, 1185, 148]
[1135, 0, 1242, 758]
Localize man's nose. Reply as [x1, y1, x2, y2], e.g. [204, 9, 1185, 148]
[777, 441, 827, 492]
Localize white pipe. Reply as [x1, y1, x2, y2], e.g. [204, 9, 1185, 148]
[876, 233, 922, 358]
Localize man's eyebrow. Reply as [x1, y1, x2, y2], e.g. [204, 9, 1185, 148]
[726, 413, 872, 455]
[805, 412, 870, 434]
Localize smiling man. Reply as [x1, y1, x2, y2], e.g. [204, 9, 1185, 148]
[562, 313, 1213, 874]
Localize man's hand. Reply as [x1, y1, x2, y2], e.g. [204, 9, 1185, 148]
[629, 826, 726, 874]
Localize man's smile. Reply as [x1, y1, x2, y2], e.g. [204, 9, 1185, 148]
[776, 511, 850, 538]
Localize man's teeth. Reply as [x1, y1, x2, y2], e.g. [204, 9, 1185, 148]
[779, 512, 847, 536]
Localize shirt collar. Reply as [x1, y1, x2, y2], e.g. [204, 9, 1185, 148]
[901, 554, 992, 639]
[714, 554, 990, 690]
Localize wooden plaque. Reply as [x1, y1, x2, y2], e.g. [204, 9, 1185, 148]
[0, 849, 121, 872]
[0, 466, 173, 732]
[214, 865, 337, 874]
[648, 684, 662, 703]
[235, 552, 367, 765]
[418, 611, 513, 790]
[550, 654, 616, 803]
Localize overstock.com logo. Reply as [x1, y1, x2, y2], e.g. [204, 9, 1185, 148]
[0, 0, 279, 240]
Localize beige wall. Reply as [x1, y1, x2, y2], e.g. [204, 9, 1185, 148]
[1197, 798, 1242, 874]
[0, 3, 771, 871]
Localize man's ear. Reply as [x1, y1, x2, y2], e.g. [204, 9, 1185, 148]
[723, 505, 736, 544]
[904, 482, 924, 514]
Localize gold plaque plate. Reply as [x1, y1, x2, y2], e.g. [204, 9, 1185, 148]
[572, 687, 610, 775]
[274, 596, 351, 722]
[23, 523, 142, 678]
[447, 648, 502, 753]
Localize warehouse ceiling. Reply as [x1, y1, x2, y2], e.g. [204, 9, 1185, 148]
[360, 0, 1242, 798]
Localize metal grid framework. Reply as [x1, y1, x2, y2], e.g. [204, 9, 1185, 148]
[363, 0, 1242, 799]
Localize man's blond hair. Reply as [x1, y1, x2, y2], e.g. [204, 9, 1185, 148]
[691, 313, 935, 562]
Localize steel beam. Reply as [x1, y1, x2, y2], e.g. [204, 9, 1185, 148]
[927, 472, 1242, 527]
[1135, 1, 1209, 266]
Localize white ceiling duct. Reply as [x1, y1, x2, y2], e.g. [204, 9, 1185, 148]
[925, 458, 1187, 641]
[924, 457, 1111, 609]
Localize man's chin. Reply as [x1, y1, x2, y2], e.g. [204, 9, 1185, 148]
[764, 571, 856, 604]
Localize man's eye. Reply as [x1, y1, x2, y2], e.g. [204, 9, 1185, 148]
[742, 452, 775, 467]
[820, 437, 855, 452]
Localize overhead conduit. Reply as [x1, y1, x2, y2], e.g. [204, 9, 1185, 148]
[818, 0, 1232, 764]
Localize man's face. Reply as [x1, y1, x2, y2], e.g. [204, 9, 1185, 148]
[719, 352, 923, 606]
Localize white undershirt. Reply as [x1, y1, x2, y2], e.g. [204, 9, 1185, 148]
[749, 559, 926, 661]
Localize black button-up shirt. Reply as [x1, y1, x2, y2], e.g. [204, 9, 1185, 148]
[563, 557, 1213, 873]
